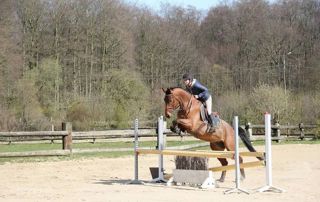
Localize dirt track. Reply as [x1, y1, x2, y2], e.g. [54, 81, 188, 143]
[0, 144, 319, 202]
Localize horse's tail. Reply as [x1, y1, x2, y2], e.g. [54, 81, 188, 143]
[238, 127, 264, 161]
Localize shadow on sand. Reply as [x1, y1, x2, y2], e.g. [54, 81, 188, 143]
[93, 178, 149, 185]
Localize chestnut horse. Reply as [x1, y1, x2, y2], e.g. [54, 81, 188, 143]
[162, 87, 261, 182]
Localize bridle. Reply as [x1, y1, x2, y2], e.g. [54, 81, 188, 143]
[165, 91, 193, 116]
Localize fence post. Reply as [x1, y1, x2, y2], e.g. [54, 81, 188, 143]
[51, 117, 55, 144]
[62, 122, 72, 151]
[299, 123, 305, 140]
[275, 122, 281, 143]
[245, 122, 252, 140]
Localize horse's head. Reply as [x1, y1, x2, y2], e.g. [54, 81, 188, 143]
[162, 88, 181, 118]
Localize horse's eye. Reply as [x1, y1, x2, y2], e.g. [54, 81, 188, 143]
[164, 96, 171, 102]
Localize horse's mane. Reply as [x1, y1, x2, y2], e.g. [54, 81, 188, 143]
[165, 87, 190, 95]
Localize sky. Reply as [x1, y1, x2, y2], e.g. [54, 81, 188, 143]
[124, 0, 222, 12]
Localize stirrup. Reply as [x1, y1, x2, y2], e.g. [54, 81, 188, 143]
[207, 124, 217, 133]
[207, 119, 220, 133]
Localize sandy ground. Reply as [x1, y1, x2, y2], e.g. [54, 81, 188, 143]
[0, 144, 320, 202]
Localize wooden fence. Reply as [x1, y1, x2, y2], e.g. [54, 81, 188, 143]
[244, 122, 318, 141]
[0, 123, 318, 158]
[0, 122, 318, 145]
[0, 128, 160, 144]
[0, 123, 72, 157]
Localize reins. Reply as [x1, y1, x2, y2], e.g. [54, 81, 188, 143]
[184, 93, 193, 115]
[165, 89, 193, 116]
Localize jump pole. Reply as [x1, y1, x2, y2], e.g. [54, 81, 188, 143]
[257, 113, 284, 193]
[224, 116, 250, 194]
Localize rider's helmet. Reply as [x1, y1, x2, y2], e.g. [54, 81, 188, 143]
[182, 73, 193, 81]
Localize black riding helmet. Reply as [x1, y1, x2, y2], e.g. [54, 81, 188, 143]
[182, 73, 193, 81]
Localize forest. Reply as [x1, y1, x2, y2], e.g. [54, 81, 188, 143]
[0, 0, 319, 131]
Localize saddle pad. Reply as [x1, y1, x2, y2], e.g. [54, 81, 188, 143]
[200, 104, 209, 123]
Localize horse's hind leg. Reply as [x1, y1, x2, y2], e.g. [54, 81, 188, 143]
[224, 137, 246, 181]
[239, 156, 245, 180]
[210, 142, 228, 182]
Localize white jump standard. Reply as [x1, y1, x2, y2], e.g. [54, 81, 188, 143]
[224, 116, 250, 194]
[152, 116, 166, 183]
[129, 118, 144, 184]
[257, 113, 285, 193]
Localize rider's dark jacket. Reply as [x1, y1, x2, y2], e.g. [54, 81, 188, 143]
[186, 79, 211, 102]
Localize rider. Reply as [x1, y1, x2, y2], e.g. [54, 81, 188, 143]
[182, 73, 220, 130]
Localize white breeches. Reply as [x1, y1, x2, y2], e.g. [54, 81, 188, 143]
[205, 96, 212, 114]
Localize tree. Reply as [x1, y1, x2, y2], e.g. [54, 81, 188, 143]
[35, 58, 63, 117]
[201, 64, 233, 95]
[0, 0, 318, 129]
[249, 84, 293, 123]
[16, 0, 46, 71]
[102, 68, 151, 128]
[13, 71, 49, 130]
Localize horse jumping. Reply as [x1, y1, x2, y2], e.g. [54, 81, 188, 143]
[162, 87, 262, 182]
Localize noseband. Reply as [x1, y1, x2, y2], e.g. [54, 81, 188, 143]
[165, 92, 193, 115]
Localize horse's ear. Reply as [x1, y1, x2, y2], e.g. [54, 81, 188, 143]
[162, 88, 171, 94]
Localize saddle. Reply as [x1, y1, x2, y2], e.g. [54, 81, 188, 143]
[200, 104, 221, 132]
[200, 104, 210, 123]
[170, 104, 221, 135]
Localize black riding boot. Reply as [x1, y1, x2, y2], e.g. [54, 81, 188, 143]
[208, 113, 220, 132]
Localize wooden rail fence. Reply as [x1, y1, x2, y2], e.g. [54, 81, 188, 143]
[244, 122, 318, 141]
[0, 123, 318, 144]
[0, 122, 72, 157]
[0, 121, 318, 157]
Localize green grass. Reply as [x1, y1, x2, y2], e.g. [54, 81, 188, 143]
[0, 139, 319, 164]
[0, 140, 202, 163]
[0, 151, 134, 164]
[0, 140, 202, 153]
[252, 139, 320, 145]
[0, 143, 62, 153]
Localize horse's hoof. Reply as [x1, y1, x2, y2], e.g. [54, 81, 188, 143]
[170, 126, 181, 134]
[218, 178, 225, 183]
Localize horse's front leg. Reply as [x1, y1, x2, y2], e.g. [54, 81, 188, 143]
[170, 120, 183, 136]
[176, 119, 193, 132]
